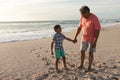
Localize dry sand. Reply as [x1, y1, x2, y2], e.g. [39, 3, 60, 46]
[0, 24, 120, 80]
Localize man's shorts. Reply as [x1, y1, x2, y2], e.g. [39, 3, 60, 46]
[55, 49, 65, 59]
[80, 41, 96, 53]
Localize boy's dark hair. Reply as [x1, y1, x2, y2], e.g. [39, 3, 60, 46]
[79, 6, 90, 14]
[54, 25, 61, 30]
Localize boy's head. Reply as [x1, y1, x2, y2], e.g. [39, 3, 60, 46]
[54, 25, 62, 33]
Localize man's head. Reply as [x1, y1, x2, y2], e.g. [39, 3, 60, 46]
[54, 25, 62, 33]
[79, 6, 90, 19]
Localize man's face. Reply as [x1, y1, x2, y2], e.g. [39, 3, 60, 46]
[80, 12, 89, 19]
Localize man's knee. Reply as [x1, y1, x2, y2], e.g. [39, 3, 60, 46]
[89, 52, 93, 56]
[81, 50, 85, 54]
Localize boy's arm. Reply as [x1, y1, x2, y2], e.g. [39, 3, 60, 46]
[65, 37, 74, 42]
[51, 41, 54, 55]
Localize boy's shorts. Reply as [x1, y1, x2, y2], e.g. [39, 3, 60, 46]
[80, 41, 96, 53]
[55, 49, 65, 59]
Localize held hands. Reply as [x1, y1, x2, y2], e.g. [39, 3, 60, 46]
[73, 38, 77, 43]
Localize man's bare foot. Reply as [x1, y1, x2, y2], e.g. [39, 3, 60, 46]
[65, 67, 69, 70]
[76, 65, 85, 70]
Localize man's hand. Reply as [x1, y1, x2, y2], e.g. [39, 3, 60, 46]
[92, 42, 96, 48]
[73, 38, 77, 43]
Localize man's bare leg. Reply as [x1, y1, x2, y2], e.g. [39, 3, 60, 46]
[88, 52, 94, 71]
[78, 51, 85, 69]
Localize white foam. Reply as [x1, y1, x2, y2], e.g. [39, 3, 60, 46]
[0, 20, 119, 42]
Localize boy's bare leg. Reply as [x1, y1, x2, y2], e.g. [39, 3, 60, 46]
[88, 52, 94, 71]
[56, 59, 59, 71]
[78, 51, 85, 69]
[62, 56, 67, 70]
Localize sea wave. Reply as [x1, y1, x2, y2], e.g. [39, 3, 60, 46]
[0, 19, 120, 42]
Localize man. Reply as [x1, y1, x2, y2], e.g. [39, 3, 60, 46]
[74, 6, 101, 71]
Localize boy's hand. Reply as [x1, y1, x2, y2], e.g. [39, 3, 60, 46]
[51, 51, 53, 55]
[72, 40, 75, 43]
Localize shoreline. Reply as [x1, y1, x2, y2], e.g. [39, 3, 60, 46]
[0, 22, 120, 44]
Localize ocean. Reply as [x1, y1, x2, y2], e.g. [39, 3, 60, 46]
[0, 19, 120, 43]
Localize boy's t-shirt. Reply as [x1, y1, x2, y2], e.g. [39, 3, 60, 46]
[53, 33, 65, 50]
[79, 13, 101, 43]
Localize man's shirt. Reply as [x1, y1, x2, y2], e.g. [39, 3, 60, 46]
[80, 13, 101, 43]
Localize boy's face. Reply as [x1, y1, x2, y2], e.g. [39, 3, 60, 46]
[55, 27, 62, 33]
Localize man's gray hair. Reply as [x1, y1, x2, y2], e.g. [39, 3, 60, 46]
[80, 6, 90, 13]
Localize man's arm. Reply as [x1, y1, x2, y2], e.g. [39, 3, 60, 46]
[74, 26, 81, 42]
[93, 30, 100, 48]
[51, 41, 54, 55]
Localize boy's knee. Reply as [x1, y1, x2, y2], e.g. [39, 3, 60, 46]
[56, 59, 59, 62]
[62, 56, 65, 59]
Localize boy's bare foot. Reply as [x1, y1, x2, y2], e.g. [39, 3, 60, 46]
[77, 65, 85, 69]
[56, 69, 61, 73]
[65, 67, 69, 70]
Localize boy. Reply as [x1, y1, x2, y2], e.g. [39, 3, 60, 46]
[51, 25, 74, 71]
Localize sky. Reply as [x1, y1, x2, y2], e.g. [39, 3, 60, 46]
[0, 0, 120, 21]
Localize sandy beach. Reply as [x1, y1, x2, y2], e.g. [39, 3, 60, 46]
[0, 24, 120, 80]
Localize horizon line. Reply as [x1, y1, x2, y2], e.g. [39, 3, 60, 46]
[0, 20, 80, 23]
[0, 18, 119, 23]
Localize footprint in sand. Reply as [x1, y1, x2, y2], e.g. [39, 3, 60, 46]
[31, 49, 36, 53]
[111, 77, 120, 80]
[35, 77, 42, 80]
[46, 60, 51, 65]
[31, 48, 42, 58]
[67, 62, 75, 68]
[71, 51, 75, 53]
[48, 68, 55, 73]
[34, 73, 49, 80]
[42, 57, 47, 61]
[14, 78, 21, 80]
[52, 74, 59, 78]
[45, 50, 49, 53]
[34, 52, 41, 58]
[41, 57, 52, 66]
[37, 54, 40, 57]
[42, 73, 49, 79]
[40, 47, 42, 49]
[66, 70, 76, 75]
